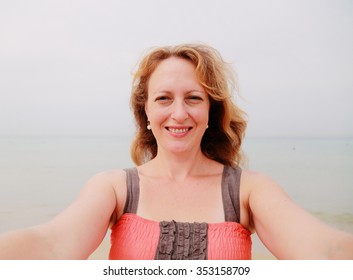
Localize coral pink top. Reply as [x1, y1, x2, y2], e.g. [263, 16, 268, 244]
[109, 166, 252, 260]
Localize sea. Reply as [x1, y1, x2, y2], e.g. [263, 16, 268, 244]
[1, 136, 352, 258]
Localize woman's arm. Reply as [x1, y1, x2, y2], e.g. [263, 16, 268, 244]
[0, 170, 125, 259]
[245, 171, 353, 259]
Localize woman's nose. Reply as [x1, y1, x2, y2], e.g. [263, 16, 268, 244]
[171, 100, 188, 122]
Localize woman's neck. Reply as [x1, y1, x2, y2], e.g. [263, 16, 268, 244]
[147, 148, 215, 182]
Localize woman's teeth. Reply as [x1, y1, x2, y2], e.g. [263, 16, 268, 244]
[168, 128, 189, 133]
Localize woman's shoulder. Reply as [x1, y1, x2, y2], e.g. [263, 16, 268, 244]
[239, 169, 287, 232]
[240, 169, 290, 214]
[85, 169, 129, 202]
[88, 168, 129, 185]
[240, 169, 279, 189]
[241, 168, 287, 204]
[88, 169, 131, 224]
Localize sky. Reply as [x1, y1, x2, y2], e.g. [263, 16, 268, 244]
[0, 0, 352, 138]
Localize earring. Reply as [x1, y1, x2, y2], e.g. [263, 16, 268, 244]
[206, 124, 209, 129]
[147, 121, 151, 130]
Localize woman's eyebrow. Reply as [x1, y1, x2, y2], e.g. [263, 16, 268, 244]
[150, 89, 206, 96]
[186, 90, 206, 94]
[153, 90, 171, 94]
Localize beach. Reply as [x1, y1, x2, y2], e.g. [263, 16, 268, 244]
[1, 136, 352, 259]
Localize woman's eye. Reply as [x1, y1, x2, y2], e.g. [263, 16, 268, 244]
[155, 96, 171, 103]
[156, 96, 167, 100]
[187, 96, 203, 103]
[189, 96, 202, 100]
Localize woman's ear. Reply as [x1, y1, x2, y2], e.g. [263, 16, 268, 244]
[145, 103, 149, 118]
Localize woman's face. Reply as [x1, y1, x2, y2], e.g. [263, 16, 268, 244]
[145, 57, 210, 155]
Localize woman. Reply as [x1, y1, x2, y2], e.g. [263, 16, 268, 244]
[0, 43, 352, 259]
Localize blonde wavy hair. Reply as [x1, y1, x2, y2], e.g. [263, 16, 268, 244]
[130, 43, 247, 167]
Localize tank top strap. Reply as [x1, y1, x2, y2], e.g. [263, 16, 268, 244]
[221, 165, 241, 223]
[123, 167, 140, 214]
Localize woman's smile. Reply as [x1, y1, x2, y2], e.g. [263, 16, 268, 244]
[166, 126, 192, 137]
